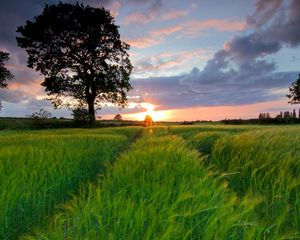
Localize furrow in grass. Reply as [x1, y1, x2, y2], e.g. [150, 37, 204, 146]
[209, 128, 300, 237]
[0, 127, 141, 239]
[173, 125, 300, 238]
[25, 130, 269, 240]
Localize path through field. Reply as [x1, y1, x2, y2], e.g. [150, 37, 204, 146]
[23, 126, 300, 239]
[0, 125, 299, 239]
[0, 127, 141, 239]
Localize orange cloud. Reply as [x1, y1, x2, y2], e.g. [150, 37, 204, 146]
[123, 7, 191, 26]
[125, 37, 162, 48]
[184, 19, 246, 36]
[109, 1, 121, 17]
[124, 12, 154, 25]
[8, 81, 45, 98]
[150, 25, 183, 37]
[128, 19, 246, 49]
[161, 9, 190, 20]
[133, 48, 212, 75]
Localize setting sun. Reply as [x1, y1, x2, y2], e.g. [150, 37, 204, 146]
[124, 102, 170, 121]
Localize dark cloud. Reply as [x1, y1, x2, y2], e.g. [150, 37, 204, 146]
[165, 0, 300, 110]
[128, 0, 300, 110]
[0, 0, 122, 48]
[269, 2, 300, 47]
[0, 0, 123, 105]
[0, 89, 28, 103]
[247, 0, 300, 48]
[226, 33, 282, 60]
[0, 0, 60, 48]
[130, 71, 297, 111]
[246, 0, 300, 47]
[247, 0, 283, 27]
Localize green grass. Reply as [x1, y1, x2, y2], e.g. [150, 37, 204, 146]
[24, 130, 266, 239]
[210, 127, 300, 238]
[171, 125, 300, 238]
[0, 127, 140, 239]
[1, 124, 299, 239]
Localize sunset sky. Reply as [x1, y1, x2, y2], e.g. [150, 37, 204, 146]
[0, 0, 299, 121]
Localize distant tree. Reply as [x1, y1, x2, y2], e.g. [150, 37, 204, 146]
[287, 74, 300, 104]
[27, 108, 52, 119]
[258, 113, 271, 119]
[275, 112, 282, 119]
[284, 111, 290, 118]
[293, 109, 297, 118]
[299, 109, 300, 118]
[0, 51, 13, 111]
[17, 2, 132, 123]
[275, 111, 283, 119]
[114, 114, 122, 120]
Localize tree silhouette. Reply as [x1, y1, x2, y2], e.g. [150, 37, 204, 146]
[72, 107, 90, 123]
[114, 114, 122, 120]
[27, 108, 52, 119]
[287, 74, 300, 104]
[0, 51, 13, 111]
[17, 3, 132, 123]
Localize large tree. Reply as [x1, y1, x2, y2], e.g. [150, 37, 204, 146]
[287, 74, 300, 104]
[0, 51, 13, 111]
[17, 2, 132, 122]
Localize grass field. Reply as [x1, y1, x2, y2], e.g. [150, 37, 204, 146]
[0, 124, 299, 239]
[0, 127, 140, 239]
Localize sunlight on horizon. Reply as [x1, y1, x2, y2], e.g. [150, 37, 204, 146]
[121, 99, 296, 122]
[124, 102, 171, 121]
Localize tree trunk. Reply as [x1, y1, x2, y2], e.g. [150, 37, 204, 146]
[87, 98, 96, 124]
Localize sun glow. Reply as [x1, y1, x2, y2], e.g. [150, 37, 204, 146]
[124, 102, 170, 121]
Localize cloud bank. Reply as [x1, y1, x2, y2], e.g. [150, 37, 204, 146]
[129, 0, 300, 111]
[0, 0, 299, 118]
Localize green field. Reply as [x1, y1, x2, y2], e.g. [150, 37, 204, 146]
[0, 125, 299, 239]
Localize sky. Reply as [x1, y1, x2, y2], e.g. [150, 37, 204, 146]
[0, 0, 299, 121]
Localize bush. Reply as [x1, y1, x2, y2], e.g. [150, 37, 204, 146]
[72, 108, 90, 124]
[27, 108, 52, 119]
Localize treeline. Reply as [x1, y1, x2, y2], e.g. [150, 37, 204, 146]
[222, 118, 300, 125]
[259, 109, 300, 119]
[0, 117, 142, 130]
[223, 109, 300, 125]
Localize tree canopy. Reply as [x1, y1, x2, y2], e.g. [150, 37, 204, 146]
[0, 51, 13, 88]
[287, 74, 300, 104]
[0, 51, 13, 111]
[16, 2, 132, 122]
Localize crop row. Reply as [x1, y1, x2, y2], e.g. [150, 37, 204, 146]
[170, 125, 300, 238]
[25, 130, 272, 239]
[0, 127, 139, 239]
